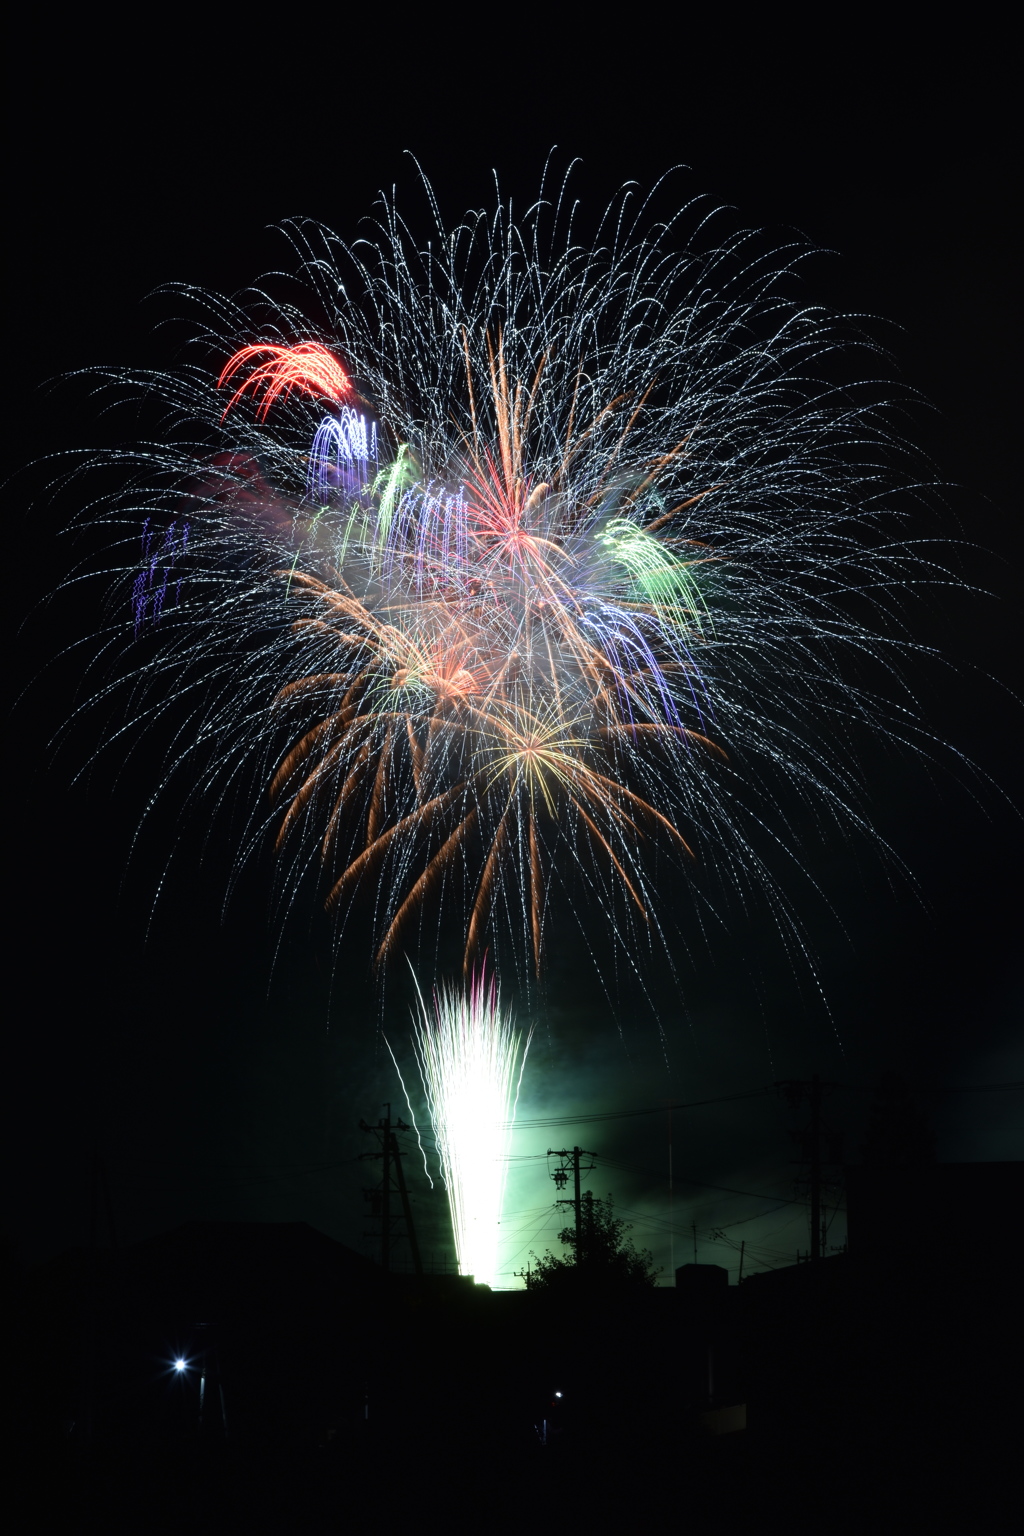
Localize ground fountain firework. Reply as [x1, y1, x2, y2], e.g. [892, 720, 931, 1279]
[410, 969, 530, 1287]
[68, 166, 938, 988]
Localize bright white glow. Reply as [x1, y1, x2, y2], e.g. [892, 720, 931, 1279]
[412, 970, 530, 1289]
[174, 1358, 187, 1373]
[554, 1391, 563, 1398]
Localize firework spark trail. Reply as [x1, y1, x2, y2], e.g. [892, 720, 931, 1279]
[65, 165, 948, 989]
[217, 342, 350, 420]
[307, 406, 378, 502]
[410, 969, 531, 1287]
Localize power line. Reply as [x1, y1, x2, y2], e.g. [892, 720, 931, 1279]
[600, 1154, 811, 1208]
[506, 1088, 771, 1129]
[505, 1080, 1022, 1131]
[96, 1081, 1023, 1188]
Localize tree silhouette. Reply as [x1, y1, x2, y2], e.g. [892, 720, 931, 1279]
[525, 1192, 659, 1293]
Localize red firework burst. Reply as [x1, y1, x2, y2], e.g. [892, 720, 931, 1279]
[217, 342, 350, 421]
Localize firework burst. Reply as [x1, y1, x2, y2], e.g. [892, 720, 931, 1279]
[410, 968, 530, 1287]
[69, 165, 935, 986]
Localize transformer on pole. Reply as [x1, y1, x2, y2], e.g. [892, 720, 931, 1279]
[548, 1146, 597, 1260]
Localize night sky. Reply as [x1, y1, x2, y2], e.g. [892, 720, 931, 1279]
[7, 20, 1020, 1284]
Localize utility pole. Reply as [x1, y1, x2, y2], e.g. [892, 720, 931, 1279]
[810, 1073, 822, 1262]
[390, 1128, 422, 1275]
[548, 1147, 596, 1260]
[381, 1107, 391, 1272]
[777, 1076, 841, 1262]
[668, 1108, 674, 1277]
[360, 1104, 424, 1277]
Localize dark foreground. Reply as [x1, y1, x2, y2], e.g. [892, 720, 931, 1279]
[11, 1211, 1021, 1533]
